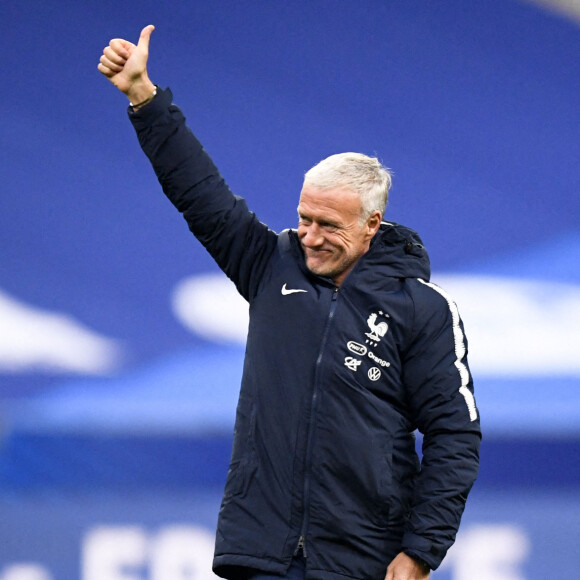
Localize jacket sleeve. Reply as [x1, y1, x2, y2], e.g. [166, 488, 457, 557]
[128, 88, 278, 301]
[400, 279, 481, 570]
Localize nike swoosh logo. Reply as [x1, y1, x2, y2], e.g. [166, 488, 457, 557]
[281, 283, 308, 295]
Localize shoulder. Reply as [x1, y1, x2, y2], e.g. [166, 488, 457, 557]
[404, 278, 463, 332]
[406, 278, 459, 307]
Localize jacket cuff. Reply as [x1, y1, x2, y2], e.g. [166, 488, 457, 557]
[127, 86, 174, 127]
[401, 531, 446, 570]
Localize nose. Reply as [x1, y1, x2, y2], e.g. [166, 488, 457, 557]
[300, 224, 324, 248]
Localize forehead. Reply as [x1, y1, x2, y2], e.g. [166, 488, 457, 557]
[298, 184, 362, 221]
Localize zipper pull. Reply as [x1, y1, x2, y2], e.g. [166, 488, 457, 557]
[294, 535, 307, 557]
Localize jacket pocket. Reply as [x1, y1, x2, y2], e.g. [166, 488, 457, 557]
[370, 437, 394, 526]
[223, 454, 258, 499]
[224, 405, 257, 499]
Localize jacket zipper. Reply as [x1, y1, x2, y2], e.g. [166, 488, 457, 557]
[296, 286, 340, 557]
[295, 535, 306, 557]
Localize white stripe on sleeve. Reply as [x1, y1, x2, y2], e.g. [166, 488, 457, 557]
[418, 278, 478, 422]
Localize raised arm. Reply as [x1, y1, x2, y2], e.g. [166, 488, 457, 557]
[96, 26, 279, 301]
[98, 25, 157, 108]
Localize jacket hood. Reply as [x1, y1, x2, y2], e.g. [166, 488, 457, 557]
[368, 221, 431, 281]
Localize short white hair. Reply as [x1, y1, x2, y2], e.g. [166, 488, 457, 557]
[304, 152, 392, 222]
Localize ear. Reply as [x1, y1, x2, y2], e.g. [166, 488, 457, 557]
[365, 211, 382, 238]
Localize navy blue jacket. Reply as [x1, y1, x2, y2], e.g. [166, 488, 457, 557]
[129, 88, 481, 579]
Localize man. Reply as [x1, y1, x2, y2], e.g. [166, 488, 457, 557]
[98, 26, 480, 580]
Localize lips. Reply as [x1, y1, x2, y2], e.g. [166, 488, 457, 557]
[305, 250, 333, 266]
[303, 246, 333, 257]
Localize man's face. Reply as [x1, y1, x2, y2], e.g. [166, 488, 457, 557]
[297, 184, 381, 286]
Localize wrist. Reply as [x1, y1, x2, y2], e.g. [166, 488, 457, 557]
[404, 551, 431, 573]
[129, 86, 158, 110]
[126, 78, 156, 108]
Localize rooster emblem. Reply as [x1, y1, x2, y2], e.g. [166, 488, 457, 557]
[365, 312, 389, 345]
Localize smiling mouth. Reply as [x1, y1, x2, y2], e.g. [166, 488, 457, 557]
[305, 250, 332, 262]
[303, 246, 333, 255]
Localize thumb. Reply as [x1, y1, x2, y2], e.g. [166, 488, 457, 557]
[137, 24, 155, 51]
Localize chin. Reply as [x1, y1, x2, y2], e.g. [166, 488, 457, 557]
[307, 262, 337, 280]
[306, 261, 328, 276]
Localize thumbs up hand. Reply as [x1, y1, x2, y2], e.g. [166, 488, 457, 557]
[98, 25, 156, 105]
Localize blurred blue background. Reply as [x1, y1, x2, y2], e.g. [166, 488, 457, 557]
[1, 0, 579, 578]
